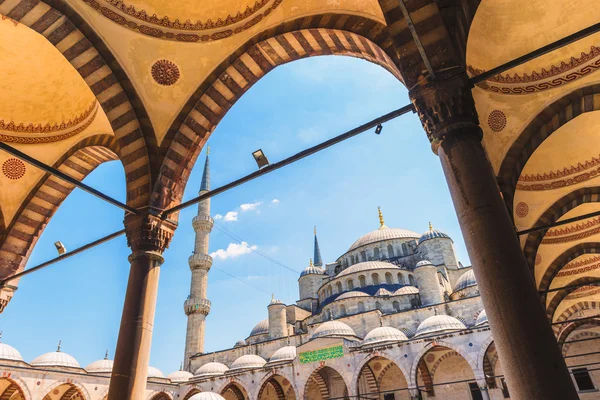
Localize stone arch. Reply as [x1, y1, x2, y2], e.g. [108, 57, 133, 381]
[0, 0, 153, 209]
[257, 372, 298, 400]
[183, 388, 201, 400]
[41, 381, 90, 400]
[353, 354, 410, 399]
[220, 380, 249, 400]
[498, 84, 600, 214]
[148, 391, 173, 400]
[523, 187, 600, 270]
[561, 329, 600, 356]
[476, 339, 498, 389]
[0, 376, 30, 400]
[156, 24, 404, 210]
[0, 134, 121, 283]
[303, 365, 350, 400]
[546, 276, 600, 320]
[554, 300, 600, 335]
[558, 319, 600, 348]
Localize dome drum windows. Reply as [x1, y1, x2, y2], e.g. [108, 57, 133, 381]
[374, 247, 380, 259]
[385, 272, 393, 284]
[359, 275, 366, 288]
[347, 279, 354, 290]
[387, 244, 395, 258]
[371, 273, 380, 285]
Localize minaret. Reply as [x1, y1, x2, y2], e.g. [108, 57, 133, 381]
[183, 147, 213, 370]
[313, 226, 323, 267]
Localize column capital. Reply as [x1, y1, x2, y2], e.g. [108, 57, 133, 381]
[124, 211, 178, 254]
[409, 69, 482, 153]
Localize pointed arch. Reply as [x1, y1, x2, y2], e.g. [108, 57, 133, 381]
[554, 301, 600, 336]
[354, 354, 410, 399]
[41, 381, 89, 400]
[303, 365, 349, 400]
[220, 382, 249, 400]
[183, 388, 201, 400]
[148, 392, 173, 400]
[0, 376, 30, 400]
[546, 276, 600, 320]
[257, 372, 297, 400]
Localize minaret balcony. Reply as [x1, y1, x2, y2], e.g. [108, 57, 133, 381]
[192, 214, 214, 232]
[189, 253, 213, 270]
[184, 298, 211, 316]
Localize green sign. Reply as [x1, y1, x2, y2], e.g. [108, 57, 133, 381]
[299, 345, 344, 364]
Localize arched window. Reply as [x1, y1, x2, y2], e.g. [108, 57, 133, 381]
[361, 251, 367, 261]
[335, 265, 341, 274]
[347, 279, 354, 290]
[325, 309, 331, 319]
[409, 275, 415, 286]
[359, 275, 366, 287]
[387, 244, 395, 258]
[340, 304, 346, 316]
[327, 286, 333, 297]
[372, 273, 380, 285]
[385, 272, 393, 284]
[393, 301, 400, 312]
[410, 298, 418, 309]
[398, 273, 405, 285]
[335, 282, 342, 294]
[374, 247, 380, 259]
[357, 302, 365, 312]
[350, 255, 354, 264]
[402, 243, 408, 255]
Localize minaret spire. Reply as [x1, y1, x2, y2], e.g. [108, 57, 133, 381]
[183, 146, 213, 370]
[313, 226, 323, 267]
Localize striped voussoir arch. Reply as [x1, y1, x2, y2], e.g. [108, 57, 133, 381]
[158, 27, 402, 207]
[257, 377, 286, 400]
[0, 135, 119, 281]
[416, 358, 434, 396]
[546, 276, 600, 321]
[0, 0, 151, 208]
[0, 378, 26, 400]
[561, 329, 600, 355]
[554, 301, 600, 336]
[498, 84, 600, 215]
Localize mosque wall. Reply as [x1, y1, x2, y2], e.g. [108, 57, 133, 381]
[418, 238, 459, 270]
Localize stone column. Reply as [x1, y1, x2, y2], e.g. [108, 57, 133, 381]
[107, 212, 177, 400]
[409, 69, 578, 400]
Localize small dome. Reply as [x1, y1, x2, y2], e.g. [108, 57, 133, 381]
[0, 343, 23, 362]
[393, 286, 419, 295]
[168, 369, 193, 382]
[189, 393, 226, 400]
[336, 291, 370, 300]
[85, 359, 113, 374]
[415, 315, 467, 337]
[475, 310, 488, 327]
[31, 351, 80, 368]
[363, 327, 408, 346]
[375, 288, 392, 297]
[454, 270, 477, 292]
[230, 354, 267, 370]
[195, 362, 229, 377]
[418, 227, 450, 245]
[415, 260, 434, 269]
[348, 227, 420, 252]
[312, 321, 356, 339]
[234, 340, 247, 348]
[300, 265, 326, 277]
[249, 319, 269, 337]
[336, 261, 399, 278]
[269, 346, 297, 363]
[147, 366, 164, 378]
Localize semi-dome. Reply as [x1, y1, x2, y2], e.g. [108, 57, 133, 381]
[337, 261, 399, 278]
[454, 270, 477, 292]
[234, 340, 247, 348]
[475, 310, 488, 327]
[415, 315, 467, 337]
[0, 343, 23, 362]
[375, 288, 392, 296]
[269, 346, 297, 363]
[85, 358, 113, 374]
[336, 291, 370, 300]
[189, 393, 226, 400]
[148, 366, 164, 378]
[195, 362, 229, 377]
[348, 227, 420, 252]
[230, 354, 267, 370]
[394, 286, 419, 295]
[249, 319, 269, 336]
[415, 260, 434, 269]
[31, 350, 80, 368]
[312, 320, 356, 339]
[418, 226, 451, 245]
[168, 369, 193, 382]
[363, 327, 408, 346]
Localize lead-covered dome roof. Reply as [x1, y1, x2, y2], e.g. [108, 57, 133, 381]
[0, 343, 23, 362]
[195, 361, 229, 377]
[312, 320, 356, 339]
[336, 291, 370, 300]
[230, 354, 267, 370]
[415, 315, 467, 337]
[269, 346, 297, 363]
[418, 227, 450, 245]
[454, 270, 477, 292]
[189, 393, 227, 400]
[337, 261, 399, 278]
[475, 310, 488, 327]
[348, 227, 420, 252]
[31, 350, 80, 368]
[249, 319, 269, 336]
[394, 286, 419, 295]
[168, 369, 193, 382]
[85, 358, 113, 373]
[300, 265, 326, 277]
[415, 260, 434, 269]
[147, 366, 164, 378]
[363, 327, 408, 346]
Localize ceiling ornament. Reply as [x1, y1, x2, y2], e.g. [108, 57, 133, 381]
[151, 60, 180, 85]
[468, 46, 600, 95]
[487, 110, 506, 132]
[1, 15, 18, 26]
[566, 285, 600, 300]
[556, 260, 600, 278]
[517, 154, 600, 192]
[515, 202, 529, 218]
[81, 0, 283, 42]
[2, 158, 26, 180]
[0, 101, 98, 144]
[541, 217, 600, 244]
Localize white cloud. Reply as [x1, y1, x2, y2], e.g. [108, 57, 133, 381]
[240, 201, 262, 212]
[223, 211, 238, 221]
[210, 241, 257, 260]
[297, 127, 322, 143]
[271, 199, 280, 204]
[214, 214, 223, 220]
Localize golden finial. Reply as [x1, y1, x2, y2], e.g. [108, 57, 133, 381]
[104, 349, 109, 360]
[429, 222, 433, 231]
[314, 226, 317, 235]
[378, 206, 385, 229]
[207, 144, 210, 156]
[57, 340, 62, 352]
[309, 258, 313, 267]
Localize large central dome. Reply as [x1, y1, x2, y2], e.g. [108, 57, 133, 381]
[348, 226, 420, 252]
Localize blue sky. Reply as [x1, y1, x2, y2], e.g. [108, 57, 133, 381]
[0, 55, 470, 375]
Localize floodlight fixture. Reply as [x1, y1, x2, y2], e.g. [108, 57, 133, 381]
[375, 124, 383, 135]
[252, 149, 270, 169]
[54, 241, 67, 256]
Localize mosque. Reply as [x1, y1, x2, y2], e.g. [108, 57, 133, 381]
[0, 154, 597, 400]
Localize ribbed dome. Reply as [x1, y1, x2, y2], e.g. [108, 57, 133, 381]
[336, 291, 370, 300]
[337, 261, 399, 278]
[147, 366, 164, 378]
[168, 369, 193, 382]
[418, 228, 450, 245]
[230, 354, 266, 370]
[31, 351, 80, 368]
[195, 362, 229, 377]
[375, 288, 392, 296]
[454, 270, 477, 292]
[363, 327, 408, 346]
[394, 286, 419, 295]
[249, 319, 269, 336]
[415, 260, 434, 269]
[234, 340, 247, 348]
[85, 358, 113, 373]
[312, 320, 356, 339]
[415, 315, 467, 337]
[300, 265, 326, 277]
[0, 343, 23, 362]
[348, 227, 420, 252]
[269, 346, 297, 363]
[475, 310, 488, 326]
[189, 393, 227, 400]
